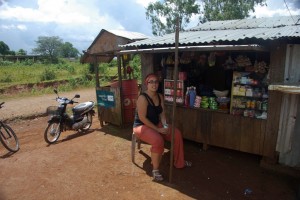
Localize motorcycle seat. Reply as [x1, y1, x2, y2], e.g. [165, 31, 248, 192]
[73, 101, 94, 112]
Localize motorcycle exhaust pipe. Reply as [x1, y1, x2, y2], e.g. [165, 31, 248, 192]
[72, 117, 88, 130]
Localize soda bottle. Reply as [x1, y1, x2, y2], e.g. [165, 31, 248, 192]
[189, 87, 196, 108]
[185, 87, 190, 107]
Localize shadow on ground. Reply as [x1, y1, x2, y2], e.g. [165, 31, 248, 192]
[98, 123, 300, 200]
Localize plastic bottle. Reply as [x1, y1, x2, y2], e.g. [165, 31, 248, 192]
[185, 87, 190, 107]
[189, 86, 196, 108]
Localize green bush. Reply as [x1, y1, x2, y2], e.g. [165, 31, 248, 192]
[68, 77, 77, 88]
[0, 60, 14, 66]
[40, 68, 56, 81]
[129, 55, 142, 80]
[89, 63, 95, 73]
[23, 59, 34, 66]
[56, 64, 75, 73]
[0, 72, 12, 82]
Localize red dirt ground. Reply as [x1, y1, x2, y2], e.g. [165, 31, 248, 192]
[0, 89, 299, 200]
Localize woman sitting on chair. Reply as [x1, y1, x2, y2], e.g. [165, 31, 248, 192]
[133, 73, 191, 182]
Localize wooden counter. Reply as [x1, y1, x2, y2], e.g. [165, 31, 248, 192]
[165, 104, 267, 155]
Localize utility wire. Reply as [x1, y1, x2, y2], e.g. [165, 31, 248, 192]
[283, 0, 296, 23]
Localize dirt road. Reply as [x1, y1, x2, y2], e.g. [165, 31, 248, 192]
[0, 88, 299, 200]
[1, 88, 97, 121]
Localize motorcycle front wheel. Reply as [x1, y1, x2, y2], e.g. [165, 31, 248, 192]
[80, 112, 93, 131]
[44, 121, 61, 144]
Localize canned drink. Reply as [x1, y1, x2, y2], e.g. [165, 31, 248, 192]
[251, 100, 256, 109]
[262, 101, 268, 111]
[246, 100, 251, 108]
[256, 101, 262, 110]
[244, 110, 248, 117]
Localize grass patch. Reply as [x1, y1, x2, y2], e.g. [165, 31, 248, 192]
[0, 55, 142, 100]
[0, 58, 119, 100]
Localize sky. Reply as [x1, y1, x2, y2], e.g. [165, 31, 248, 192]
[0, 0, 299, 54]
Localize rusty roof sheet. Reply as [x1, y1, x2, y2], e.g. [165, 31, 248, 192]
[124, 15, 300, 47]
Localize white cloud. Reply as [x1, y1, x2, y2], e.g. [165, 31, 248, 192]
[135, 0, 156, 8]
[0, 0, 95, 24]
[0, 0, 137, 52]
[1, 24, 27, 31]
[16, 24, 27, 30]
[251, 0, 300, 18]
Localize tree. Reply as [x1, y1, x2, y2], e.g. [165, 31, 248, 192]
[201, 0, 266, 22]
[60, 42, 79, 58]
[16, 49, 27, 55]
[146, 0, 267, 36]
[33, 36, 63, 63]
[146, 0, 200, 36]
[0, 41, 10, 55]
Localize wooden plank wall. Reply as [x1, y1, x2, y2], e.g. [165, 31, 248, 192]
[269, 41, 286, 83]
[263, 90, 283, 160]
[261, 41, 286, 160]
[165, 105, 267, 156]
[141, 54, 155, 91]
[89, 31, 128, 54]
[97, 86, 122, 126]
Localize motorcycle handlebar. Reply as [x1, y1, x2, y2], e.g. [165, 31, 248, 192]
[54, 90, 79, 104]
[56, 98, 79, 105]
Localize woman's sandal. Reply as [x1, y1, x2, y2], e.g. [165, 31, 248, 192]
[152, 170, 164, 182]
[184, 160, 192, 167]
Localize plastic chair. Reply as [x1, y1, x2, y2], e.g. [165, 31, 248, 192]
[131, 132, 141, 163]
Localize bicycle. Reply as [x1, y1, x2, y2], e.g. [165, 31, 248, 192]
[0, 102, 19, 152]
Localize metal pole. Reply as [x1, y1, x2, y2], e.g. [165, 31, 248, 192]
[169, 18, 180, 183]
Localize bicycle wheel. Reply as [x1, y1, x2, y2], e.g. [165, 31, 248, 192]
[80, 112, 93, 131]
[0, 124, 20, 152]
[44, 121, 61, 144]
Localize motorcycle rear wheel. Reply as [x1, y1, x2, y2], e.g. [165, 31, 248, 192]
[80, 112, 93, 131]
[44, 121, 61, 144]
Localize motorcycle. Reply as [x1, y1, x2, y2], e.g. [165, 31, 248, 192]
[44, 89, 95, 144]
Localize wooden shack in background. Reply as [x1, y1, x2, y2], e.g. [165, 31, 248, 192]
[80, 29, 148, 126]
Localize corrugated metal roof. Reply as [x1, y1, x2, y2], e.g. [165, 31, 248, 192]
[124, 15, 300, 48]
[189, 15, 300, 31]
[107, 29, 149, 40]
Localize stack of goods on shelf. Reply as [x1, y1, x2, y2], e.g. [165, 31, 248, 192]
[164, 79, 184, 104]
[235, 55, 252, 68]
[213, 89, 230, 111]
[200, 96, 209, 109]
[194, 96, 201, 108]
[230, 72, 268, 119]
[254, 61, 268, 74]
[223, 56, 237, 70]
[208, 97, 218, 110]
[216, 97, 231, 110]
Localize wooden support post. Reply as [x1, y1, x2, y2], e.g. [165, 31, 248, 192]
[117, 55, 124, 127]
[169, 18, 179, 183]
[93, 55, 103, 127]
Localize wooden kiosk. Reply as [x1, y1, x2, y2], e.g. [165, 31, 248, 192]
[119, 16, 300, 164]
